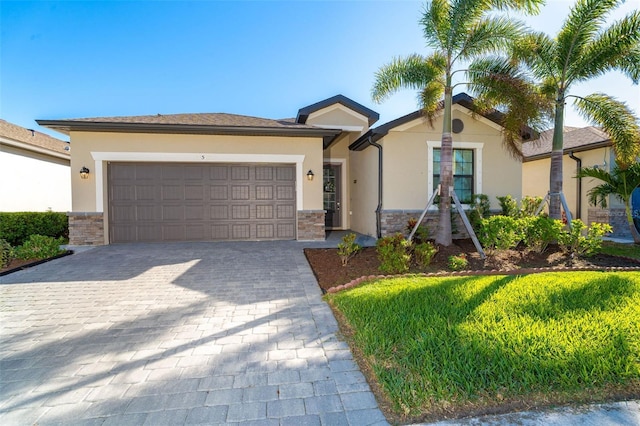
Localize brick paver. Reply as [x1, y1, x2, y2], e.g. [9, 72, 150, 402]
[0, 241, 388, 425]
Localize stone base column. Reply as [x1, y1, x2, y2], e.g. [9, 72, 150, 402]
[588, 207, 632, 239]
[380, 209, 470, 239]
[297, 210, 325, 241]
[68, 212, 105, 245]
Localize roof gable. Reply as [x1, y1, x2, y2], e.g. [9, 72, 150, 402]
[296, 95, 380, 127]
[0, 119, 70, 158]
[350, 92, 535, 151]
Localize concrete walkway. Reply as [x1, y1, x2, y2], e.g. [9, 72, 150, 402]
[0, 241, 388, 425]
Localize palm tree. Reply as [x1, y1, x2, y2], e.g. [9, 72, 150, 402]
[577, 163, 640, 244]
[371, 0, 543, 247]
[472, 0, 640, 220]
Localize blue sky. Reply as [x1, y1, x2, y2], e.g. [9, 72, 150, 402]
[2, 0, 639, 141]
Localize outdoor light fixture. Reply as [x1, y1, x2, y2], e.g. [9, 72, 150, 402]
[80, 166, 90, 179]
[306, 170, 314, 181]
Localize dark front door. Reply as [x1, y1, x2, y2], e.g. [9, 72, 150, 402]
[323, 164, 341, 228]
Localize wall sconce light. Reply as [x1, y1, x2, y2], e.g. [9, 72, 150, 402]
[306, 170, 314, 181]
[80, 166, 90, 179]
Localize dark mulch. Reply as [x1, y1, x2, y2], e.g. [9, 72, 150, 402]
[304, 239, 640, 292]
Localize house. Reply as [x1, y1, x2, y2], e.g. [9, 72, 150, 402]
[37, 93, 527, 245]
[522, 126, 640, 239]
[0, 119, 71, 212]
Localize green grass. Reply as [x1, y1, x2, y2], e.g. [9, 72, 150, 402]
[327, 272, 640, 420]
[601, 241, 640, 259]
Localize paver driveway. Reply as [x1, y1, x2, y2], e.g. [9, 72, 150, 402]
[0, 242, 388, 425]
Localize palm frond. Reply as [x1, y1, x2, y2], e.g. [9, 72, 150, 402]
[421, 0, 451, 50]
[488, 0, 543, 14]
[569, 10, 640, 84]
[511, 32, 559, 83]
[574, 93, 640, 168]
[418, 81, 445, 125]
[578, 164, 640, 207]
[556, 0, 621, 83]
[458, 16, 526, 60]
[371, 54, 446, 103]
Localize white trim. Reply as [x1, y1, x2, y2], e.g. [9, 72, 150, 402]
[307, 103, 369, 126]
[90, 152, 306, 212]
[426, 141, 484, 209]
[312, 124, 363, 132]
[324, 158, 347, 229]
[0, 137, 70, 161]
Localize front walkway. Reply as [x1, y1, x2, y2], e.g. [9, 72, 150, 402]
[0, 241, 388, 425]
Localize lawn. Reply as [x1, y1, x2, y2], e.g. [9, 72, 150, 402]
[326, 271, 640, 424]
[601, 241, 640, 259]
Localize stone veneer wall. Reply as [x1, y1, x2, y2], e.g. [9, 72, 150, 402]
[380, 209, 470, 239]
[588, 208, 632, 239]
[68, 212, 105, 245]
[297, 210, 325, 241]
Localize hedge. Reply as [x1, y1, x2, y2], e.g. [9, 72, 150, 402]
[0, 212, 69, 246]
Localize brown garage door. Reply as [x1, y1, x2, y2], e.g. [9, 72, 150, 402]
[108, 162, 296, 243]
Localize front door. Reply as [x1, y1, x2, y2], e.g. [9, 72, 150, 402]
[323, 164, 341, 228]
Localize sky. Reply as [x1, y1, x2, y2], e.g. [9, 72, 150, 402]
[1, 0, 639, 142]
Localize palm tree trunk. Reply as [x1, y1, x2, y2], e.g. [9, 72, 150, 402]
[436, 87, 453, 246]
[549, 95, 565, 220]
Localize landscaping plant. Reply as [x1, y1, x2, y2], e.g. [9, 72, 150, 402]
[558, 219, 612, 257]
[406, 218, 430, 244]
[497, 194, 519, 217]
[14, 235, 66, 260]
[520, 215, 563, 253]
[447, 253, 469, 271]
[376, 234, 411, 274]
[337, 233, 361, 266]
[0, 238, 13, 269]
[478, 215, 522, 253]
[0, 212, 68, 246]
[414, 242, 438, 268]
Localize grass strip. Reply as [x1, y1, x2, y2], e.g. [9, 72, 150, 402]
[327, 272, 640, 419]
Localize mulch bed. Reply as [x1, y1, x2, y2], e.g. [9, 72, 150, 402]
[304, 239, 640, 293]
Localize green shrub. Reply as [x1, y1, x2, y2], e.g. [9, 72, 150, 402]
[337, 233, 361, 266]
[414, 241, 437, 268]
[376, 234, 411, 274]
[448, 254, 469, 271]
[14, 235, 65, 260]
[0, 239, 13, 269]
[406, 218, 430, 244]
[0, 212, 68, 246]
[520, 195, 544, 217]
[497, 195, 519, 217]
[520, 216, 564, 253]
[478, 215, 522, 252]
[558, 220, 612, 257]
[468, 194, 491, 232]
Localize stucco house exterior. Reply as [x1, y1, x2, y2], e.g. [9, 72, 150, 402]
[522, 126, 640, 239]
[0, 119, 71, 212]
[37, 93, 528, 245]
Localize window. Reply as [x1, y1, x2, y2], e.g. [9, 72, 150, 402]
[433, 148, 474, 204]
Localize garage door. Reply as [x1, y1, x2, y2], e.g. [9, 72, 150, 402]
[108, 162, 296, 243]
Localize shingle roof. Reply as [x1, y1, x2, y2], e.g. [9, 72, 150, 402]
[36, 112, 343, 147]
[522, 126, 610, 160]
[0, 119, 70, 157]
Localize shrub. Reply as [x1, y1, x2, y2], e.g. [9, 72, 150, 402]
[520, 195, 544, 217]
[14, 235, 65, 260]
[0, 239, 13, 269]
[497, 195, 519, 217]
[478, 215, 522, 252]
[558, 220, 612, 257]
[406, 218, 430, 244]
[448, 254, 469, 271]
[337, 233, 361, 266]
[520, 216, 564, 254]
[376, 234, 411, 274]
[0, 212, 68, 246]
[468, 194, 491, 232]
[414, 242, 437, 268]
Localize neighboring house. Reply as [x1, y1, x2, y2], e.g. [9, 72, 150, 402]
[37, 93, 528, 245]
[522, 126, 640, 239]
[0, 119, 71, 212]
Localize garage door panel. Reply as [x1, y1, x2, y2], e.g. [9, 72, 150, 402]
[109, 162, 296, 243]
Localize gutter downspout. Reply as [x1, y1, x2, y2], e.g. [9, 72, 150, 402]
[569, 151, 582, 220]
[369, 136, 383, 238]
